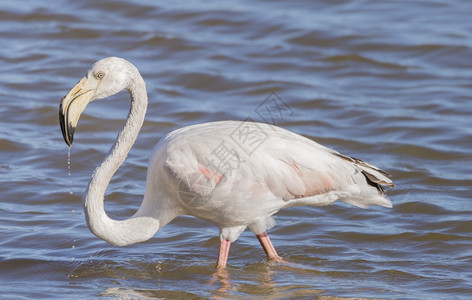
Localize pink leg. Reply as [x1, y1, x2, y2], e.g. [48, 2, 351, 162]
[256, 232, 282, 260]
[216, 239, 231, 268]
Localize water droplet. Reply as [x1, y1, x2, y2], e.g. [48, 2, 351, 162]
[67, 146, 73, 195]
[67, 146, 72, 177]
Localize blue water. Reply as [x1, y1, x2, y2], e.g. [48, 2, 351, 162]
[0, 0, 471, 299]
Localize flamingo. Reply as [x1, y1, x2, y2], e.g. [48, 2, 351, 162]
[59, 57, 394, 268]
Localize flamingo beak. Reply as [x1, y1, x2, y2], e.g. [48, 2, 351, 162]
[59, 76, 97, 146]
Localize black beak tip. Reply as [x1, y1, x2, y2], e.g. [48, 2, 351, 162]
[66, 125, 75, 147]
[59, 110, 75, 147]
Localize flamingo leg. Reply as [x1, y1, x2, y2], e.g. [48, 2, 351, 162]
[256, 232, 282, 260]
[216, 239, 231, 268]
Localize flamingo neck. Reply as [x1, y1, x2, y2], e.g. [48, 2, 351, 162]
[83, 74, 160, 246]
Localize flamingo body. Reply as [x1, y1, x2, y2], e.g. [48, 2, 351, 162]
[148, 120, 392, 242]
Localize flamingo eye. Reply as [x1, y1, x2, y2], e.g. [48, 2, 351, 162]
[95, 71, 105, 79]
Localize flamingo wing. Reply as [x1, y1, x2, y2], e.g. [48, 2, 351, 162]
[161, 121, 393, 212]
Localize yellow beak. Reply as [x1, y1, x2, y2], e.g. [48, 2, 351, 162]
[59, 76, 97, 146]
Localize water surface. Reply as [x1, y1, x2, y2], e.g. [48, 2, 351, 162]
[0, 0, 471, 299]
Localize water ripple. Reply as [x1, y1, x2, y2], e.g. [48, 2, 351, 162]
[1, 0, 471, 299]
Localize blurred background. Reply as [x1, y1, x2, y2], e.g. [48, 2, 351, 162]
[0, 0, 471, 298]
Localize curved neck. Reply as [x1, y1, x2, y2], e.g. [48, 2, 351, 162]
[83, 74, 160, 246]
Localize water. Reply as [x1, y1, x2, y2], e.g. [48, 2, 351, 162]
[1, 0, 471, 298]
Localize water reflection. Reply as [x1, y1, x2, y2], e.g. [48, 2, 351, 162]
[94, 260, 328, 299]
[209, 268, 231, 299]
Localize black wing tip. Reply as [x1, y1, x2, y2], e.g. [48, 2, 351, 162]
[361, 170, 395, 196]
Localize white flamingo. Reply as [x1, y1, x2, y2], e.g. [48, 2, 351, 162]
[59, 57, 394, 268]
